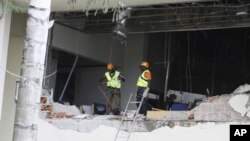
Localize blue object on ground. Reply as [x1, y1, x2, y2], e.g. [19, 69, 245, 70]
[94, 103, 106, 115]
[171, 103, 188, 111]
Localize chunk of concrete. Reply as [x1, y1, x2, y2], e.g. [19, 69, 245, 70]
[228, 94, 249, 117]
[233, 84, 250, 94]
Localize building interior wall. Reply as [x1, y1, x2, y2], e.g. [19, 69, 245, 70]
[52, 24, 125, 66]
[74, 67, 107, 106]
[52, 34, 147, 111]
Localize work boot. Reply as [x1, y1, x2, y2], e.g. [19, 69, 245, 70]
[112, 108, 120, 115]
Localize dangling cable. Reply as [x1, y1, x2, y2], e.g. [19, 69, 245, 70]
[186, 32, 192, 92]
[211, 42, 217, 97]
[179, 49, 182, 92]
[164, 33, 171, 97]
[188, 33, 192, 92]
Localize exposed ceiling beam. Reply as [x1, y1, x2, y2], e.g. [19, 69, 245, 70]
[13, 0, 218, 12]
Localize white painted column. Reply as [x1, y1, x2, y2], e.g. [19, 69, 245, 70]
[0, 10, 12, 120]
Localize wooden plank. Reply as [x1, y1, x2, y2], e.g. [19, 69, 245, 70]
[147, 111, 170, 120]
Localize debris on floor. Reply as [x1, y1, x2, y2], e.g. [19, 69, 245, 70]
[52, 102, 81, 116]
[38, 118, 246, 141]
[228, 94, 250, 117]
[188, 92, 250, 121]
[40, 95, 82, 119]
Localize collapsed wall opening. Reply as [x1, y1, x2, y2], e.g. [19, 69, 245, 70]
[49, 49, 106, 105]
[147, 27, 250, 109]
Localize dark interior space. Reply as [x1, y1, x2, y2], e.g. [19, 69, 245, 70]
[52, 49, 105, 104]
[148, 27, 250, 99]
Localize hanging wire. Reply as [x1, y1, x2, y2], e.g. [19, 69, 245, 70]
[185, 32, 192, 92]
[164, 33, 171, 97]
[84, 7, 241, 26]
[243, 29, 247, 71]
[179, 46, 182, 93]
[0, 65, 57, 79]
[211, 42, 218, 97]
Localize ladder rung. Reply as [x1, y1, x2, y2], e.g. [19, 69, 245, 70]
[126, 110, 135, 112]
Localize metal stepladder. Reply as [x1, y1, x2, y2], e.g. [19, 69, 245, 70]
[114, 88, 150, 141]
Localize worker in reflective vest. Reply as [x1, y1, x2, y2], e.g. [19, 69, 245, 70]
[136, 61, 152, 116]
[100, 63, 125, 115]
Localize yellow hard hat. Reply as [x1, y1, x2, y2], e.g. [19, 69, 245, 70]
[140, 61, 149, 68]
[107, 63, 114, 70]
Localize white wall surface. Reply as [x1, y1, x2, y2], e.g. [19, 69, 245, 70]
[52, 24, 124, 66]
[0, 36, 24, 141]
[0, 13, 26, 141]
[0, 10, 12, 120]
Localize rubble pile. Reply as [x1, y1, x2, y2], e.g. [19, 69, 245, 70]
[189, 93, 250, 121]
[40, 89, 53, 118]
[50, 102, 81, 118]
[40, 89, 81, 119]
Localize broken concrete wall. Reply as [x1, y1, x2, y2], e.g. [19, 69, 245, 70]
[190, 94, 250, 121]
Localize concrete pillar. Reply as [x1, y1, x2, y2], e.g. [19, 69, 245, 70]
[0, 10, 12, 119]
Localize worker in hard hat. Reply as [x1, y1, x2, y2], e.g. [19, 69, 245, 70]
[136, 61, 152, 116]
[100, 63, 125, 115]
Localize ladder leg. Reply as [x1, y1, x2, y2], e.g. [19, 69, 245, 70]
[127, 96, 145, 141]
[114, 93, 133, 141]
[127, 87, 150, 141]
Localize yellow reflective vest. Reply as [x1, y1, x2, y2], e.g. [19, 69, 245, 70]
[105, 71, 121, 88]
[136, 70, 150, 87]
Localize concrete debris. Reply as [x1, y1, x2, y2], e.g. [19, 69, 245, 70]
[52, 102, 81, 117]
[233, 83, 250, 94]
[228, 94, 250, 117]
[75, 114, 90, 119]
[40, 89, 54, 118]
[38, 118, 249, 141]
[189, 93, 250, 121]
[47, 112, 67, 118]
[147, 111, 189, 121]
[41, 104, 53, 111]
[81, 105, 93, 115]
[247, 111, 250, 117]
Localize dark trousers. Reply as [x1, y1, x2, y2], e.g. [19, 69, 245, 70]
[136, 87, 147, 116]
[106, 87, 121, 115]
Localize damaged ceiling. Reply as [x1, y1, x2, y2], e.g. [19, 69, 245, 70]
[13, 0, 217, 11]
[54, 0, 250, 34]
